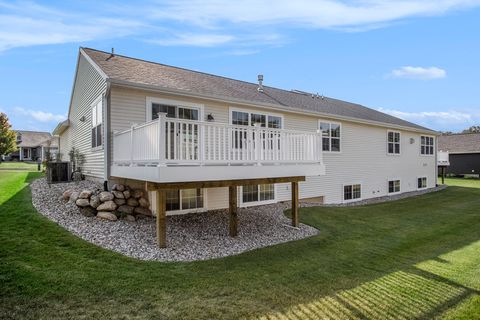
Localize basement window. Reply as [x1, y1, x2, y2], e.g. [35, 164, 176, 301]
[418, 177, 427, 189]
[388, 180, 401, 193]
[242, 184, 275, 203]
[344, 184, 361, 201]
[166, 189, 204, 211]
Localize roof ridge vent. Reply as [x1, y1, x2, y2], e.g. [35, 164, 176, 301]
[257, 74, 264, 92]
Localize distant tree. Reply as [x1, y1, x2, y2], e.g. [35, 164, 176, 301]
[0, 112, 17, 157]
[439, 131, 454, 135]
[462, 126, 480, 133]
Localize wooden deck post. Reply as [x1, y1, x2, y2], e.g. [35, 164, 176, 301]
[229, 185, 238, 237]
[291, 181, 299, 227]
[156, 189, 167, 248]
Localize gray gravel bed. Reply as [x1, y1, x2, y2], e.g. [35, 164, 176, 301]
[30, 178, 319, 262]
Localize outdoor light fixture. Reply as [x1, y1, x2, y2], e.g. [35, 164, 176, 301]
[207, 114, 214, 121]
[80, 116, 86, 122]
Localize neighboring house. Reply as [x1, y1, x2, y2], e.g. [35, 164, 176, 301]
[5, 130, 58, 161]
[438, 133, 480, 176]
[54, 47, 438, 217]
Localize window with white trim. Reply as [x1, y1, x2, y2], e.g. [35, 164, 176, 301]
[319, 121, 341, 152]
[421, 136, 434, 155]
[387, 131, 400, 154]
[231, 110, 282, 128]
[166, 189, 204, 211]
[418, 177, 427, 189]
[344, 184, 361, 201]
[388, 180, 400, 193]
[91, 99, 103, 148]
[150, 103, 199, 121]
[242, 184, 275, 203]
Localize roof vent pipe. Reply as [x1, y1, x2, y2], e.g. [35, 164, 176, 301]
[257, 74, 264, 92]
[111, 47, 115, 57]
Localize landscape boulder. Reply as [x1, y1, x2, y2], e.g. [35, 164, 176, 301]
[112, 184, 125, 192]
[75, 198, 90, 207]
[127, 198, 139, 207]
[114, 198, 126, 206]
[97, 211, 118, 221]
[134, 206, 152, 216]
[139, 197, 150, 208]
[124, 214, 136, 222]
[123, 190, 131, 199]
[79, 190, 93, 199]
[132, 189, 144, 199]
[90, 195, 101, 208]
[99, 191, 114, 202]
[69, 191, 80, 203]
[97, 200, 117, 212]
[62, 189, 73, 200]
[117, 205, 135, 215]
[112, 190, 124, 199]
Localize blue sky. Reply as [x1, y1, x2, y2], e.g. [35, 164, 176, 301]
[1, 0, 479, 133]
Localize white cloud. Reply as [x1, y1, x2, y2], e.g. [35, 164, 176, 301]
[379, 108, 480, 130]
[1, 0, 480, 52]
[148, 0, 480, 30]
[147, 33, 234, 47]
[0, 1, 144, 52]
[388, 66, 447, 80]
[13, 107, 66, 123]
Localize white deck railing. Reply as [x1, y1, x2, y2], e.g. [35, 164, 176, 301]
[113, 114, 323, 167]
[437, 150, 450, 166]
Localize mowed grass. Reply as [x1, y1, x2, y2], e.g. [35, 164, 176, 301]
[1, 171, 480, 319]
[444, 177, 480, 189]
[0, 161, 39, 171]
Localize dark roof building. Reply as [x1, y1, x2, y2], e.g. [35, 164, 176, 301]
[438, 133, 480, 176]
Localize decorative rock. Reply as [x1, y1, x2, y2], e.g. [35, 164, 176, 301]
[75, 198, 90, 207]
[112, 190, 124, 199]
[134, 206, 152, 216]
[112, 184, 125, 192]
[90, 195, 101, 208]
[69, 191, 80, 203]
[80, 206, 96, 217]
[127, 197, 139, 207]
[114, 198, 126, 206]
[62, 189, 73, 200]
[79, 190, 93, 199]
[117, 205, 135, 215]
[99, 191, 114, 202]
[97, 200, 117, 212]
[124, 214, 136, 222]
[132, 189, 144, 199]
[123, 190, 131, 199]
[139, 197, 150, 208]
[97, 211, 118, 221]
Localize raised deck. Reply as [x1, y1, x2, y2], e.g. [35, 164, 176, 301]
[111, 114, 325, 183]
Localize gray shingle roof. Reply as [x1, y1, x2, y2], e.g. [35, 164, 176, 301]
[82, 48, 435, 133]
[15, 130, 58, 148]
[438, 133, 480, 153]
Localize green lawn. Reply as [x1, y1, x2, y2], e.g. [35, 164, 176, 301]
[1, 171, 480, 319]
[0, 161, 40, 171]
[444, 177, 480, 189]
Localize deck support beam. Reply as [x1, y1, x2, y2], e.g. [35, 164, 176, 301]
[291, 181, 299, 227]
[156, 189, 167, 248]
[229, 186, 238, 237]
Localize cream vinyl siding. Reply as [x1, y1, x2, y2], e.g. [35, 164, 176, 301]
[60, 54, 107, 179]
[109, 86, 436, 208]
